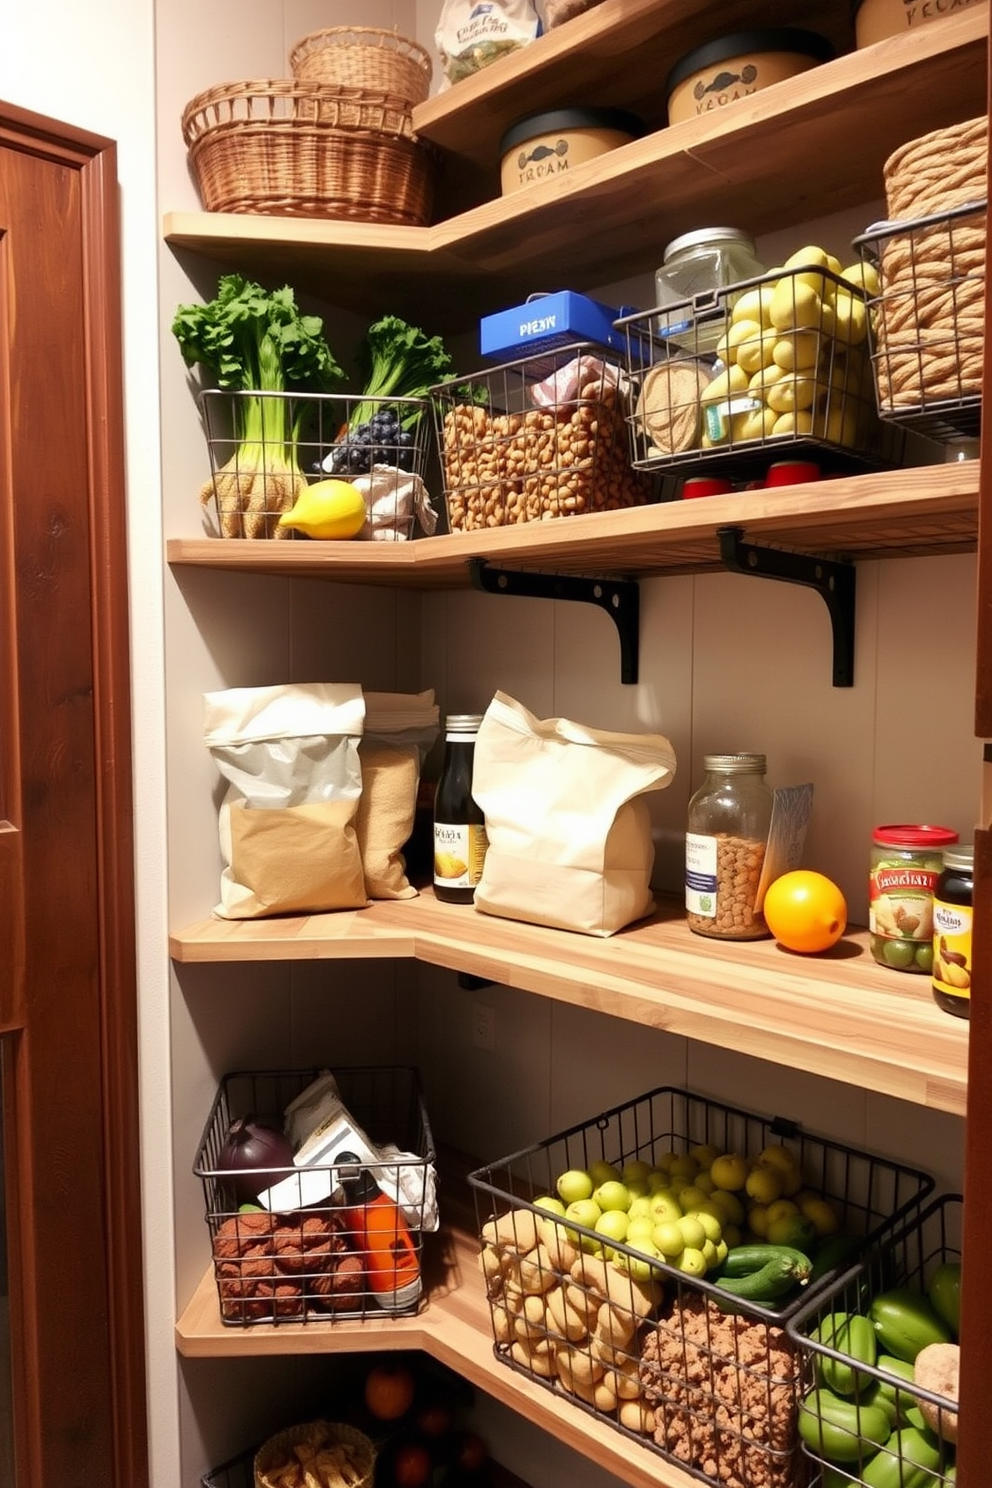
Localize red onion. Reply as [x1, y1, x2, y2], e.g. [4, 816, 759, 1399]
[217, 1115, 295, 1204]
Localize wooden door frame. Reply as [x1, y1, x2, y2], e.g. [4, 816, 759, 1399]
[0, 100, 146, 1486]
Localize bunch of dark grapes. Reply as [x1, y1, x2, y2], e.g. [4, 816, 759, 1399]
[321, 407, 417, 475]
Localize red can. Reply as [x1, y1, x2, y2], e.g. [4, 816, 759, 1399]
[765, 460, 822, 486]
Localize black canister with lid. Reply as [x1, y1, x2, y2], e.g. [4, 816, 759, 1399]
[432, 714, 488, 903]
[932, 845, 974, 1019]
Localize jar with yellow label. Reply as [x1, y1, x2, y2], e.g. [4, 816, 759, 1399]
[868, 824, 958, 973]
[433, 714, 489, 903]
[932, 845, 974, 1019]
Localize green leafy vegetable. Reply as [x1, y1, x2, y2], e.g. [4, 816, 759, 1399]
[172, 274, 345, 538]
[350, 315, 455, 432]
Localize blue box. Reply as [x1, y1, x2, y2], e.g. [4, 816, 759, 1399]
[479, 291, 631, 363]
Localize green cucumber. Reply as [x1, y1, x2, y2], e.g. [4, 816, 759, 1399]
[813, 1311, 878, 1396]
[869, 1288, 953, 1363]
[714, 1247, 811, 1303]
[927, 1261, 961, 1338]
[859, 1425, 944, 1488]
[719, 1243, 813, 1279]
[871, 1354, 918, 1428]
[808, 1231, 863, 1284]
[798, 1387, 892, 1463]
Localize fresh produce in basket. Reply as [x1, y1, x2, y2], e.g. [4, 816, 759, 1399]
[321, 316, 454, 476]
[173, 274, 345, 538]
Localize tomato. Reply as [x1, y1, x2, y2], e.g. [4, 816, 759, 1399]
[763, 870, 848, 954]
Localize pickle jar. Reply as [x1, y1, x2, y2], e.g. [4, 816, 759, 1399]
[685, 753, 773, 940]
[868, 825, 958, 973]
[932, 844, 974, 1018]
[433, 714, 488, 904]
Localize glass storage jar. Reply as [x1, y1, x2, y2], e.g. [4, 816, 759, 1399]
[868, 824, 958, 973]
[433, 714, 488, 903]
[685, 753, 774, 940]
[654, 227, 766, 353]
[932, 844, 974, 1018]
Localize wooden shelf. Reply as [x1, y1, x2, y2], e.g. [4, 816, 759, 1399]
[162, 10, 988, 328]
[166, 461, 979, 586]
[170, 887, 968, 1116]
[177, 1217, 710, 1488]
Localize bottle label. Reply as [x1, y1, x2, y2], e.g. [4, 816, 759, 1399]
[932, 899, 973, 1000]
[685, 832, 718, 917]
[434, 821, 488, 889]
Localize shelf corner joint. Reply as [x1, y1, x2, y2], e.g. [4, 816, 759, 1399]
[716, 526, 856, 688]
[468, 558, 639, 684]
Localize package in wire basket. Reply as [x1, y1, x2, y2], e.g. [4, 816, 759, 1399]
[194, 1066, 437, 1325]
[430, 342, 655, 531]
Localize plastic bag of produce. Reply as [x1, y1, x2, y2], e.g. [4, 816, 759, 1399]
[204, 682, 367, 918]
[435, 0, 542, 87]
[470, 691, 677, 936]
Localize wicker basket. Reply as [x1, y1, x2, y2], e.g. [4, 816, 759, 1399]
[884, 114, 987, 219]
[290, 27, 432, 107]
[254, 1421, 375, 1488]
[181, 79, 435, 224]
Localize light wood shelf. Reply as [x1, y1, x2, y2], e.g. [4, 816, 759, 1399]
[177, 1217, 714, 1488]
[170, 887, 968, 1116]
[166, 461, 979, 585]
[162, 9, 988, 329]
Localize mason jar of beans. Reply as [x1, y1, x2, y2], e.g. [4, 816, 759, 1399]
[685, 754, 773, 940]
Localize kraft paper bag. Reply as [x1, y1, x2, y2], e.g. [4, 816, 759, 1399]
[204, 681, 367, 919]
[471, 691, 677, 937]
[355, 689, 439, 900]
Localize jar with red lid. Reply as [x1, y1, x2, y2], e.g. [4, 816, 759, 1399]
[868, 824, 959, 973]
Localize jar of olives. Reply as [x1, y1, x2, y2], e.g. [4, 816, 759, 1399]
[868, 825, 959, 973]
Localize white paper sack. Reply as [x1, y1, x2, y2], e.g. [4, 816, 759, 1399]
[378, 1144, 440, 1232]
[529, 354, 624, 410]
[350, 466, 439, 541]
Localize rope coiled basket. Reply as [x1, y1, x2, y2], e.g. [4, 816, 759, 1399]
[866, 115, 987, 425]
[181, 79, 436, 224]
[290, 27, 432, 108]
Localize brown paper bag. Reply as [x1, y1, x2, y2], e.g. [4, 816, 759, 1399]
[471, 691, 677, 936]
[227, 799, 366, 916]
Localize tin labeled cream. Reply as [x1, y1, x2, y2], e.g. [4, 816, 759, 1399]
[665, 29, 834, 126]
[499, 107, 643, 194]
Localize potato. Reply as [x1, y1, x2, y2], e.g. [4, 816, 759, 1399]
[546, 1283, 589, 1341]
[772, 331, 821, 372]
[482, 1209, 539, 1254]
[831, 290, 868, 347]
[700, 363, 749, 405]
[730, 284, 775, 328]
[556, 1343, 605, 1389]
[716, 317, 763, 365]
[914, 1341, 959, 1442]
[766, 373, 817, 414]
[770, 277, 822, 331]
[732, 407, 778, 444]
[511, 1337, 556, 1377]
[619, 1399, 656, 1434]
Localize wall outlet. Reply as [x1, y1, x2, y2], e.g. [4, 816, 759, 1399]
[472, 1001, 495, 1051]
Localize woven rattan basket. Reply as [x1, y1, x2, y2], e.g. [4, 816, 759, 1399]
[254, 1421, 375, 1488]
[861, 116, 988, 431]
[290, 27, 432, 107]
[182, 79, 435, 224]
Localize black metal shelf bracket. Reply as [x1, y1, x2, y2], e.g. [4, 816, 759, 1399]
[468, 557, 640, 684]
[717, 526, 856, 688]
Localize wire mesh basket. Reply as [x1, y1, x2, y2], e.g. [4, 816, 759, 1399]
[617, 263, 904, 482]
[468, 1086, 933, 1488]
[194, 1066, 435, 1326]
[855, 200, 986, 444]
[430, 343, 656, 531]
[787, 1193, 961, 1486]
[197, 389, 437, 541]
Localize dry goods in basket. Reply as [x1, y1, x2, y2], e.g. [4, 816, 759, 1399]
[434, 349, 653, 529]
[289, 28, 432, 108]
[254, 1421, 375, 1488]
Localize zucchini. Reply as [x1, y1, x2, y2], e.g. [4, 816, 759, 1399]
[927, 1261, 961, 1338]
[719, 1243, 813, 1279]
[869, 1288, 953, 1363]
[808, 1231, 863, 1285]
[859, 1425, 944, 1488]
[714, 1247, 811, 1303]
[798, 1387, 891, 1463]
[813, 1310, 878, 1396]
[871, 1354, 918, 1428]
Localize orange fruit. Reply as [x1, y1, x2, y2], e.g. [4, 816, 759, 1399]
[762, 870, 847, 953]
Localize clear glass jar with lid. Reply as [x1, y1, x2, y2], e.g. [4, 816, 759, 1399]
[868, 824, 958, 974]
[685, 753, 774, 940]
[654, 227, 766, 353]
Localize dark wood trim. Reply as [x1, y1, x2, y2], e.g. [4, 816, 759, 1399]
[0, 101, 147, 1487]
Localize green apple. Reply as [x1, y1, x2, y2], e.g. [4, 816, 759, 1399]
[677, 1184, 711, 1213]
[593, 1180, 631, 1213]
[677, 1246, 708, 1277]
[668, 1154, 699, 1184]
[564, 1197, 601, 1230]
[533, 1194, 566, 1217]
[613, 1244, 660, 1282]
[625, 1216, 657, 1247]
[690, 1143, 720, 1169]
[595, 1209, 630, 1245]
[676, 1215, 706, 1251]
[621, 1159, 654, 1186]
[587, 1159, 622, 1186]
[625, 1178, 650, 1200]
[649, 1193, 682, 1225]
[701, 1238, 719, 1270]
[709, 1189, 745, 1227]
[685, 1208, 722, 1244]
[627, 1196, 654, 1221]
[556, 1168, 594, 1205]
[652, 1221, 685, 1259]
[647, 1168, 673, 1193]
